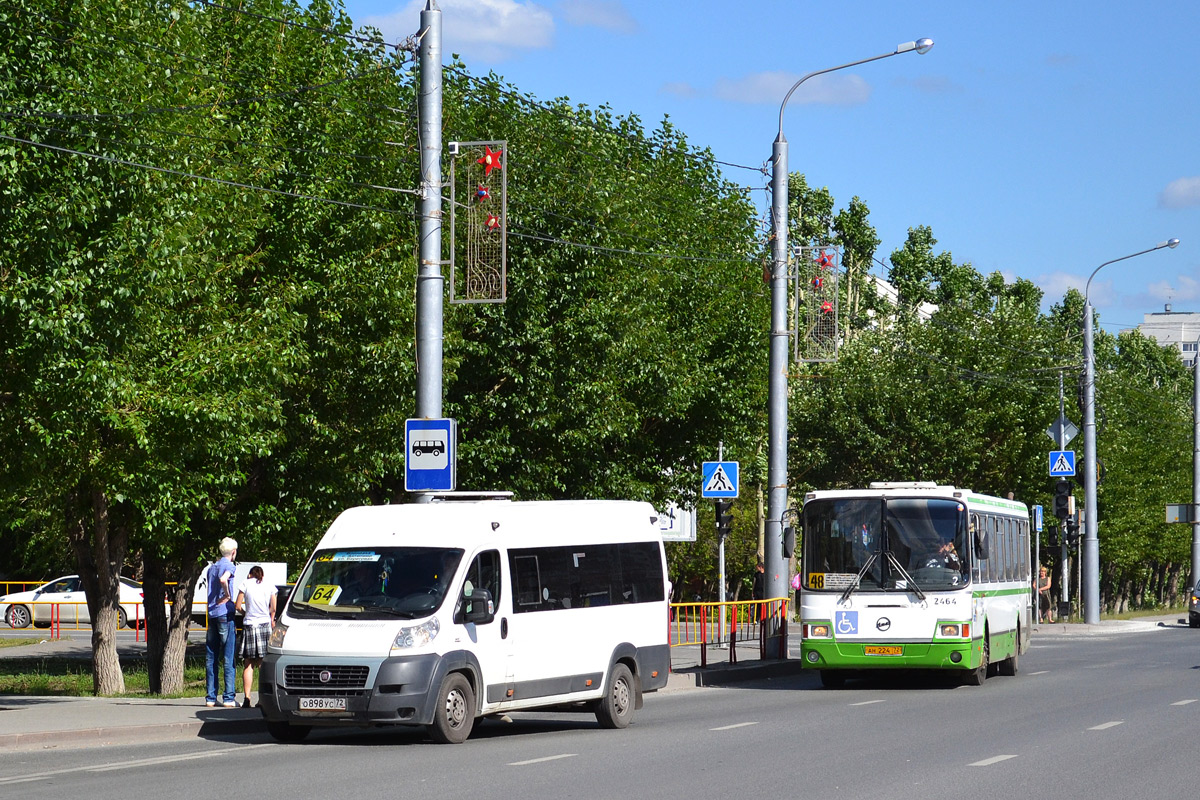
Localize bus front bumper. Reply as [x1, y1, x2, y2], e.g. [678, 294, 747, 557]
[800, 638, 979, 670]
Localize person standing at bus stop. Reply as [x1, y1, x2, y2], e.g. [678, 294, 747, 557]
[236, 565, 276, 709]
[205, 537, 238, 708]
[1038, 566, 1053, 623]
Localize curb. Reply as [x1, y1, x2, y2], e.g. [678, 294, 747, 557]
[0, 716, 266, 752]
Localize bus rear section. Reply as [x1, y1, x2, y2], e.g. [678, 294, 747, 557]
[259, 499, 670, 743]
[798, 484, 1030, 686]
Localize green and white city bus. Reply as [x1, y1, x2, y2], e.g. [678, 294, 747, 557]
[798, 482, 1032, 687]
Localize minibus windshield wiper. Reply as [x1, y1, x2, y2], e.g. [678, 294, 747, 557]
[359, 607, 419, 619]
[839, 551, 880, 604]
[291, 601, 339, 617]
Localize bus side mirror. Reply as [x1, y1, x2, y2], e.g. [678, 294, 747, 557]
[464, 587, 495, 624]
[782, 525, 796, 559]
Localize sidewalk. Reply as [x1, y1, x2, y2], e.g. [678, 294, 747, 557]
[0, 614, 1184, 751]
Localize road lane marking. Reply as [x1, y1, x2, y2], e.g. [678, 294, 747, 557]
[1028, 670, 1049, 675]
[87, 745, 274, 772]
[970, 755, 1018, 766]
[1089, 721, 1124, 730]
[849, 699, 886, 706]
[1172, 699, 1199, 706]
[710, 722, 758, 731]
[0, 745, 272, 784]
[509, 754, 577, 766]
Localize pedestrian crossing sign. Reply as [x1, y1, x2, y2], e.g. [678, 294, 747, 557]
[1049, 450, 1076, 477]
[701, 461, 739, 498]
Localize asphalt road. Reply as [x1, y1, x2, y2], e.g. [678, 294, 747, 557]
[1, 626, 1197, 799]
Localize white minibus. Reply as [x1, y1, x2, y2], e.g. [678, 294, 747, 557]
[260, 498, 670, 743]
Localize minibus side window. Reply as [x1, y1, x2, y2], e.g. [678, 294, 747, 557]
[460, 550, 502, 621]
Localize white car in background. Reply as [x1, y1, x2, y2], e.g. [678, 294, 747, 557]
[0, 575, 150, 629]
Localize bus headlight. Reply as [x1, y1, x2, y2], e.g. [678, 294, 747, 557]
[938, 623, 970, 639]
[268, 622, 287, 649]
[393, 617, 440, 650]
[805, 623, 831, 638]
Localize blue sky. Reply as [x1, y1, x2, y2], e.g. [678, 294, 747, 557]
[342, 0, 1198, 333]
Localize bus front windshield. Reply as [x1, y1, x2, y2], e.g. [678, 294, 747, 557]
[289, 546, 464, 620]
[803, 497, 968, 593]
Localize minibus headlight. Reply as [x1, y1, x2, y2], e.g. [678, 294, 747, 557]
[393, 617, 440, 650]
[268, 622, 288, 649]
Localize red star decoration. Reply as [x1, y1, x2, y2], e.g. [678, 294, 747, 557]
[812, 276, 823, 289]
[485, 214, 500, 231]
[821, 300, 834, 313]
[816, 251, 834, 269]
[477, 146, 503, 178]
[476, 185, 490, 202]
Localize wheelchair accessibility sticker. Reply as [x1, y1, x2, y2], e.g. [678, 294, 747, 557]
[835, 610, 858, 635]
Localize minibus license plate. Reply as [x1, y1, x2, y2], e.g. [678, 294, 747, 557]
[299, 697, 346, 711]
[864, 645, 902, 656]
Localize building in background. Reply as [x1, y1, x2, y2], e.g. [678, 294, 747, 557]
[1132, 305, 1200, 367]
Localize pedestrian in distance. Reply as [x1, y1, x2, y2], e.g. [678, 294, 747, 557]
[235, 565, 277, 709]
[1038, 565, 1054, 623]
[752, 559, 765, 602]
[205, 537, 238, 708]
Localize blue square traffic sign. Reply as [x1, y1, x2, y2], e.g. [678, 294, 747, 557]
[1049, 450, 1076, 477]
[701, 461, 739, 498]
[405, 418, 456, 492]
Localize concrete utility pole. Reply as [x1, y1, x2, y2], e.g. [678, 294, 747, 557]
[1081, 238, 1179, 622]
[766, 38, 932, 611]
[414, 1, 443, 502]
[1192, 341, 1200, 591]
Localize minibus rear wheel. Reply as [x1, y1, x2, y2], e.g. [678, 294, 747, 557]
[595, 663, 634, 729]
[429, 672, 475, 744]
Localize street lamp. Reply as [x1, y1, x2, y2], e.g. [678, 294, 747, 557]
[766, 38, 933, 609]
[1081, 238, 1180, 623]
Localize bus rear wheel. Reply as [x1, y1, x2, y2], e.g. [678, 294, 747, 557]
[595, 663, 635, 729]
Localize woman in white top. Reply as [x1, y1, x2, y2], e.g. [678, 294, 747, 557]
[235, 565, 277, 708]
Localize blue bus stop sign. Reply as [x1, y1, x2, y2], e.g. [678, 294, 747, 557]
[405, 418, 456, 492]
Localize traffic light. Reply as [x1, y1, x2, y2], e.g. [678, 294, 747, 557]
[1053, 479, 1073, 520]
[714, 499, 733, 537]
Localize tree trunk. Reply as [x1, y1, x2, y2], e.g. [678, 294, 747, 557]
[66, 487, 128, 696]
[142, 542, 205, 695]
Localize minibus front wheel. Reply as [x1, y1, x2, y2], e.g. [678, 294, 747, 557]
[429, 672, 475, 744]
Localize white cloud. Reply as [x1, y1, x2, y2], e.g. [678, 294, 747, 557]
[1037, 270, 1102, 304]
[713, 72, 871, 106]
[365, 0, 555, 62]
[1147, 275, 1200, 302]
[558, 0, 637, 34]
[659, 81, 698, 99]
[1159, 176, 1200, 209]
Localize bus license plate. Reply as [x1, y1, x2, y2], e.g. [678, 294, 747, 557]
[864, 645, 903, 656]
[299, 697, 346, 711]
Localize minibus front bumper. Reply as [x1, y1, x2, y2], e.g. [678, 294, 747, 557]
[259, 652, 447, 727]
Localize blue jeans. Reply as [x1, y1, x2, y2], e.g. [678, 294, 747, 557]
[205, 615, 237, 704]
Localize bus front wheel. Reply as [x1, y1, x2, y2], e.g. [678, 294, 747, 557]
[965, 633, 989, 686]
[819, 670, 846, 688]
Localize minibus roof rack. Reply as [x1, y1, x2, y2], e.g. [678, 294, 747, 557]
[428, 491, 514, 502]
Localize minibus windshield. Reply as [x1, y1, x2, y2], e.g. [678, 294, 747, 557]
[289, 546, 464, 619]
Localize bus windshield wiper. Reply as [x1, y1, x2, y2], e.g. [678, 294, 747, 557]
[839, 551, 880, 604]
[883, 551, 926, 602]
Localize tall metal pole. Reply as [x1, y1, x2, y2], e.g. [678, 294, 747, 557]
[1081, 238, 1180, 623]
[1192, 342, 1200, 592]
[414, 2, 443, 502]
[766, 39, 932, 615]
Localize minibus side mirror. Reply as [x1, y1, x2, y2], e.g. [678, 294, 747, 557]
[464, 587, 495, 625]
[782, 525, 796, 559]
[275, 585, 293, 621]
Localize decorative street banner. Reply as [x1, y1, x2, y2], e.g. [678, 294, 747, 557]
[449, 140, 507, 304]
[792, 245, 841, 362]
